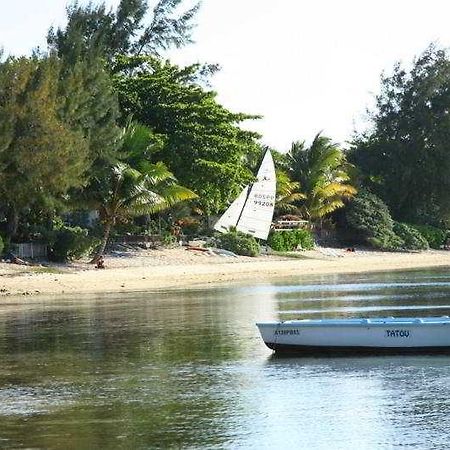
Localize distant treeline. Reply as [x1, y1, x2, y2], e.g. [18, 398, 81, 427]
[0, 1, 449, 259]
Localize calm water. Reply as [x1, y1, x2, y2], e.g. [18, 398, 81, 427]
[1, 268, 450, 449]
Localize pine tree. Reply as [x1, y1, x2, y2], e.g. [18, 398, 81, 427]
[47, 0, 200, 62]
[0, 56, 90, 238]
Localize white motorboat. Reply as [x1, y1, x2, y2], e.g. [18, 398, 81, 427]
[256, 317, 450, 354]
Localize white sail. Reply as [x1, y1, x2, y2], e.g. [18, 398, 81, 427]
[236, 150, 276, 240]
[214, 150, 276, 241]
[213, 185, 250, 233]
[256, 149, 276, 183]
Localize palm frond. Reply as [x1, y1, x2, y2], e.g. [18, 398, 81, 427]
[157, 184, 198, 205]
[287, 132, 357, 221]
[141, 161, 176, 184]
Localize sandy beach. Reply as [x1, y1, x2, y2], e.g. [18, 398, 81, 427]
[1, 246, 450, 298]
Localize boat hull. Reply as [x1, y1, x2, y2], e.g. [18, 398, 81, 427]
[256, 318, 450, 354]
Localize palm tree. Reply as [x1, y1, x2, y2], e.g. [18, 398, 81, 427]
[274, 169, 305, 216]
[89, 122, 197, 260]
[287, 133, 356, 224]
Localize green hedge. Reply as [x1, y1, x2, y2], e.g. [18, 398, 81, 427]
[0, 235, 3, 256]
[267, 229, 314, 252]
[216, 231, 260, 257]
[411, 224, 446, 249]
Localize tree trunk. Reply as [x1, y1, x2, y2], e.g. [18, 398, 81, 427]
[6, 206, 19, 240]
[205, 214, 211, 229]
[90, 221, 112, 263]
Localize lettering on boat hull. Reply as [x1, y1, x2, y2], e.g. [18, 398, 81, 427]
[274, 329, 300, 335]
[385, 329, 411, 338]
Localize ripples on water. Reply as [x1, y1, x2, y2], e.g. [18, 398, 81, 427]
[1, 268, 450, 449]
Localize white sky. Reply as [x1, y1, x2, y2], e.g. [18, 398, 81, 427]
[2, 0, 450, 150]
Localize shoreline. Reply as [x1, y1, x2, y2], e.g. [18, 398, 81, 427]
[1, 248, 450, 298]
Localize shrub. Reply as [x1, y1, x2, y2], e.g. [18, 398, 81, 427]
[297, 229, 315, 250]
[216, 231, 260, 257]
[161, 231, 178, 246]
[267, 232, 286, 251]
[346, 190, 403, 250]
[49, 226, 99, 262]
[0, 235, 3, 256]
[411, 224, 446, 249]
[176, 217, 201, 237]
[393, 222, 429, 250]
[268, 229, 314, 251]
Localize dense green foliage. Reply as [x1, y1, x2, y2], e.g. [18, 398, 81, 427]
[0, 234, 4, 255]
[0, 2, 207, 255]
[393, 222, 429, 251]
[274, 169, 304, 216]
[411, 224, 446, 249]
[84, 122, 197, 258]
[0, 56, 91, 238]
[345, 191, 430, 251]
[114, 56, 260, 215]
[215, 231, 260, 257]
[350, 45, 450, 224]
[346, 191, 403, 250]
[286, 134, 356, 223]
[49, 226, 99, 262]
[58, 55, 122, 172]
[2, 1, 449, 257]
[268, 229, 314, 252]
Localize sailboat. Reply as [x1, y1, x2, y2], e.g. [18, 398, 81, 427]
[214, 150, 276, 240]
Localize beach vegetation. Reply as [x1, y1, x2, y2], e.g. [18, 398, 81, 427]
[2, 1, 450, 258]
[48, 225, 99, 262]
[267, 229, 314, 252]
[345, 190, 403, 250]
[0, 56, 91, 239]
[274, 170, 305, 216]
[350, 45, 450, 225]
[113, 55, 261, 218]
[392, 222, 429, 251]
[411, 224, 447, 249]
[175, 216, 202, 237]
[215, 230, 260, 257]
[342, 192, 431, 251]
[286, 134, 356, 224]
[88, 160, 196, 259]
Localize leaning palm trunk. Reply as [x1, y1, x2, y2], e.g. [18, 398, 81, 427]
[90, 220, 112, 263]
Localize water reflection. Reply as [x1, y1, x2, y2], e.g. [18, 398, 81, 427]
[1, 268, 450, 448]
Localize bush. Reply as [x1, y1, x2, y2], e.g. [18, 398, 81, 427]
[393, 222, 429, 250]
[176, 217, 201, 237]
[49, 226, 99, 262]
[267, 232, 285, 251]
[411, 224, 446, 249]
[346, 191, 403, 250]
[267, 229, 314, 251]
[0, 235, 3, 256]
[216, 231, 260, 257]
